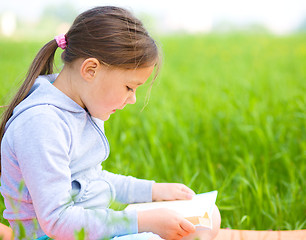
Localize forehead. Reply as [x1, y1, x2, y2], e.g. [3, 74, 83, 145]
[112, 66, 155, 84]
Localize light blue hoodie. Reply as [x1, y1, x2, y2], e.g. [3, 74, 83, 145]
[0, 74, 154, 240]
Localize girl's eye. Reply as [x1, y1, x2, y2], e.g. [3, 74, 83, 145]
[127, 86, 134, 92]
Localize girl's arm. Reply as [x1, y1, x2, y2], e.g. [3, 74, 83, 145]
[101, 170, 154, 204]
[101, 170, 195, 204]
[10, 110, 138, 240]
[102, 172, 197, 239]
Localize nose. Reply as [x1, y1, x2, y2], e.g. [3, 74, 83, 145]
[126, 92, 136, 105]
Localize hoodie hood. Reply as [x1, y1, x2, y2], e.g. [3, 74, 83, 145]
[6, 74, 85, 130]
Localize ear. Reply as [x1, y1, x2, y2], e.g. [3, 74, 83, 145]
[80, 58, 101, 82]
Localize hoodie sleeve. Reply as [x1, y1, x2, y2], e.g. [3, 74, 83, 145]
[12, 110, 138, 240]
[101, 170, 154, 204]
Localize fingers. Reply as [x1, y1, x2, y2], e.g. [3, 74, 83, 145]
[152, 182, 196, 201]
[168, 219, 195, 240]
[176, 184, 195, 200]
[180, 184, 196, 195]
[180, 218, 196, 234]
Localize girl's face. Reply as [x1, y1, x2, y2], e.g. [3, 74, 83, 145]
[84, 65, 154, 121]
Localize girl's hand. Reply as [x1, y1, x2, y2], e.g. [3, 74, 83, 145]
[138, 208, 196, 240]
[152, 183, 195, 202]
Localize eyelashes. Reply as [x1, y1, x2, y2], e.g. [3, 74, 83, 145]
[127, 86, 134, 92]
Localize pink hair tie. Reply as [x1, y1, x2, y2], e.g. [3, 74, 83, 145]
[55, 34, 67, 49]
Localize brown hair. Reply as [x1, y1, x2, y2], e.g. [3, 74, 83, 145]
[0, 6, 161, 173]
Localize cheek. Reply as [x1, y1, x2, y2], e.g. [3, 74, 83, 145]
[101, 91, 126, 108]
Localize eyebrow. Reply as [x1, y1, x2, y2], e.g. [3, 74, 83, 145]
[128, 80, 145, 86]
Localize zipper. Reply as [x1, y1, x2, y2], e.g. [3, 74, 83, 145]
[87, 115, 110, 161]
[86, 115, 116, 202]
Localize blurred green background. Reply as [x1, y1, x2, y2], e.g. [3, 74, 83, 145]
[0, 1, 305, 232]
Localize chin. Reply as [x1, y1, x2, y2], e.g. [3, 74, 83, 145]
[92, 114, 110, 121]
[102, 114, 111, 121]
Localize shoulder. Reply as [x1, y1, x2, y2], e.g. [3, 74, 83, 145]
[5, 105, 72, 144]
[12, 104, 70, 127]
[16, 104, 69, 121]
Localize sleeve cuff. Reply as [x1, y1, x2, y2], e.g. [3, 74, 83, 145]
[130, 179, 155, 203]
[109, 209, 138, 236]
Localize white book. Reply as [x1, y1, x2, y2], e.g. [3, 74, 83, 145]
[125, 190, 218, 229]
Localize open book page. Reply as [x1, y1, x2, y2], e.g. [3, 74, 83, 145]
[125, 190, 218, 229]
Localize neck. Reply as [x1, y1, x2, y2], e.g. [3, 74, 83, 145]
[53, 65, 85, 108]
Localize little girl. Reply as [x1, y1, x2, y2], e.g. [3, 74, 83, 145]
[0, 6, 220, 240]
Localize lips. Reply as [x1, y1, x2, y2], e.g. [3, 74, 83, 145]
[112, 106, 124, 113]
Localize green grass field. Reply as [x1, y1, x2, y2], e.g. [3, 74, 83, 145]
[0, 33, 305, 231]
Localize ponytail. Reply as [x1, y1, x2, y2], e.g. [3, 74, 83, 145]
[0, 39, 59, 174]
